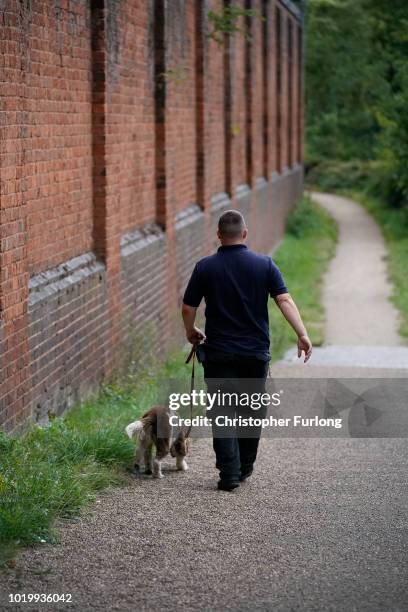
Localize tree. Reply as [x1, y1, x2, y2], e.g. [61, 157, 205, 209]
[305, 0, 408, 208]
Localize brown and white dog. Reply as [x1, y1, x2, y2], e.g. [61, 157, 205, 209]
[125, 406, 189, 479]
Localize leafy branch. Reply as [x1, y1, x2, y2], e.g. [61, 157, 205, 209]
[158, 65, 188, 86]
[207, 4, 265, 45]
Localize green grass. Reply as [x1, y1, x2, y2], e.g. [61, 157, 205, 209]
[0, 354, 190, 566]
[269, 195, 338, 361]
[0, 196, 337, 564]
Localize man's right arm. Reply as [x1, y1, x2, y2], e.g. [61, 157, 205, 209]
[182, 262, 205, 346]
[274, 293, 312, 363]
[181, 303, 205, 345]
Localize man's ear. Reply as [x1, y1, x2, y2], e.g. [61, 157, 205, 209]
[217, 229, 222, 240]
[242, 228, 248, 240]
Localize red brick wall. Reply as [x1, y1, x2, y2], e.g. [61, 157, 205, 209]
[205, 0, 226, 199]
[249, 0, 264, 183]
[280, 8, 289, 172]
[167, 1, 197, 215]
[117, 0, 157, 231]
[229, 7, 247, 192]
[0, 0, 304, 432]
[26, 1, 94, 275]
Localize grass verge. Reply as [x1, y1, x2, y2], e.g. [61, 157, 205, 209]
[269, 194, 338, 361]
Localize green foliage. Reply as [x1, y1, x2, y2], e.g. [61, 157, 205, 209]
[306, 158, 406, 211]
[269, 196, 338, 361]
[158, 65, 188, 86]
[305, 0, 408, 210]
[306, 159, 378, 192]
[207, 4, 264, 45]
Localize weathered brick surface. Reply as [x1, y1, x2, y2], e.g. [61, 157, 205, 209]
[25, 1, 93, 275]
[228, 7, 247, 194]
[114, 1, 157, 232]
[204, 1, 226, 201]
[175, 205, 205, 304]
[0, 0, 304, 431]
[120, 223, 168, 363]
[28, 253, 109, 425]
[280, 9, 289, 172]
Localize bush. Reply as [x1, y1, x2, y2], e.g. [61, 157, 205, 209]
[305, 158, 407, 214]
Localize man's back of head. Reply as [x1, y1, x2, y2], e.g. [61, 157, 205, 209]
[217, 210, 247, 244]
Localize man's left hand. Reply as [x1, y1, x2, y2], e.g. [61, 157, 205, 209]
[297, 334, 312, 363]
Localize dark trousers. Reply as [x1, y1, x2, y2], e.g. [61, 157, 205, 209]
[202, 354, 269, 484]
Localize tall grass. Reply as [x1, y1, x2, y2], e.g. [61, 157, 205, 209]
[269, 195, 338, 361]
[0, 354, 189, 565]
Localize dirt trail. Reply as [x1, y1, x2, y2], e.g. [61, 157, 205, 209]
[311, 191, 402, 346]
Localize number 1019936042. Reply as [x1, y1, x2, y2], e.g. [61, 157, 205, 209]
[8, 593, 72, 604]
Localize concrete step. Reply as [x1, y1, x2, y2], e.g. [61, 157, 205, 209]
[270, 345, 408, 378]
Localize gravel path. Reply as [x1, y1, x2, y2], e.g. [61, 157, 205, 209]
[2, 437, 408, 612]
[2, 192, 407, 612]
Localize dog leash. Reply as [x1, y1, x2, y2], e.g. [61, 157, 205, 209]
[184, 343, 198, 437]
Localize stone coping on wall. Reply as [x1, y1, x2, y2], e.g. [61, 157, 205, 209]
[120, 222, 165, 258]
[28, 252, 105, 308]
[235, 183, 251, 200]
[271, 165, 302, 184]
[210, 192, 231, 212]
[278, 0, 303, 21]
[255, 176, 268, 191]
[175, 203, 204, 230]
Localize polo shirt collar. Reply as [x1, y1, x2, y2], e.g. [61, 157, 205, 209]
[218, 244, 248, 252]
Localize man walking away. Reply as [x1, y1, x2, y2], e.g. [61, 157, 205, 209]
[182, 210, 312, 491]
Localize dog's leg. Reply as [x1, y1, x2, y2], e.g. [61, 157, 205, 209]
[134, 443, 143, 472]
[153, 457, 164, 479]
[153, 450, 167, 479]
[176, 455, 188, 471]
[144, 444, 153, 475]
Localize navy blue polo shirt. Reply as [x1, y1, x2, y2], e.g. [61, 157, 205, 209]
[183, 244, 288, 360]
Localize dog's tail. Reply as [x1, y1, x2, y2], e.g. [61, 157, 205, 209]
[125, 420, 143, 439]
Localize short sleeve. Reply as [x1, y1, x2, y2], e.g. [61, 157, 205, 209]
[268, 258, 288, 297]
[183, 263, 204, 307]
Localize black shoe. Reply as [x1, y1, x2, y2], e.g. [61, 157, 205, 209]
[239, 468, 253, 482]
[217, 480, 240, 491]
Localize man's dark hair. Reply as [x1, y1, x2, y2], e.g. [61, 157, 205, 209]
[218, 210, 247, 238]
